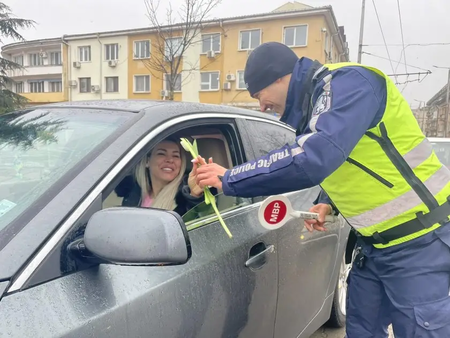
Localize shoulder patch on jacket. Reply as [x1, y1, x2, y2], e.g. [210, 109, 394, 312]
[312, 91, 332, 116]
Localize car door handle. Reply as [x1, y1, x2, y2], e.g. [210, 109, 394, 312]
[245, 244, 275, 269]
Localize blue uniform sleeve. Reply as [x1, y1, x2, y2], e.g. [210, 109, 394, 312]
[221, 67, 386, 198]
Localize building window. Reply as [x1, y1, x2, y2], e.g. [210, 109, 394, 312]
[239, 30, 261, 50]
[236, 70, 246, 90]
[105, 44, 119, 61]
[79, 77, 91, 93]
[164, 73, 182, 92]
[15, 82, 23, 93]
[200, 71, 220, 91]
[202, 33, 220, 53]
[29, 81, 44, 93]
[134, 40, 150, 59]
[50, 52, 62, 65]
[283, 25, 308, 47]
[49, 81, 62, 92]
[13, 55, 23, 66]
[105, 77, 119, 93]
[165, 37, 183, 59]
[79, 46, 91, 62]
[29, 53, 44, 66]
[134, 75, 150, 93]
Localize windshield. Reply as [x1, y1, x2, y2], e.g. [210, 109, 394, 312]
[431, 141, 450, 167]
[0, 108, 132, 242]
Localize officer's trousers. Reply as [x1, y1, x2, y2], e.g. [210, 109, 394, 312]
[345, 222, 450, 338]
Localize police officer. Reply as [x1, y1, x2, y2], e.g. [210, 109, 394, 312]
[194, 41, 450, 338]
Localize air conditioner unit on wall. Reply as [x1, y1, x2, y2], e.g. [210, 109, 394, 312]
[160, 90, 169, 97]
[68, 80, 77, 87]
[206, 50, 216, 58]
[91, 85, 101, 93]
[73, 61, 81, 68]
[226, 74, 236, 82]
[108, 60, 117, 67]
[223, 82, 231, 91]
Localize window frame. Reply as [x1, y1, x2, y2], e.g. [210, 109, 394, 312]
[282, 24, 309, 48]
[79, 77, 91, 93]
[50, 51, 62, 65]
[49, 81, 62, 93]
[29, 53, 44, 67]
[133, 40, 151, 60]
[238, 29, 262, 51]
[13, 55, 23, 66]
[14, 81, 24, 93]
[78, 46, 91, 62]
[29, 80, 45, 93]
[201, 33, 221, 54]
[133, 74, 151, 93]
[104, 43, 119, 61]
[164, 37, 183, 60]
[164, 73, 182, 92]
[105, 76, 119, 93]
[236, 70, 246, 90]
[200, 71, 220, 91]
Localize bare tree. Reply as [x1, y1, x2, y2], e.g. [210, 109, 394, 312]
[143, 0, 222, 100]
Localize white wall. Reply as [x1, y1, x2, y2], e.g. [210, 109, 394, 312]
[181, 35, 201, 102]
[67, 35, 129, 101]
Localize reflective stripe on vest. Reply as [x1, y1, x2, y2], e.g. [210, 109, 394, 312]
[317, 62, 450, 248]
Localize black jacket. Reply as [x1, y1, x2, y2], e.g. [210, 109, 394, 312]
[114, 173, 216, 217]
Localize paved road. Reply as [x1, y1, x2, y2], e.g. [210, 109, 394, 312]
[310, 325, 395, 338]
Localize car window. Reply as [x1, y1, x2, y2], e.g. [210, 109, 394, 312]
[431, 141, 450, 167]
[243, 119, 296, 157]
[182, 192, 252, 229]
[0, 108, 132, 246]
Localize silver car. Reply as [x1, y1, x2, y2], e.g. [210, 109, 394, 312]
[0, 100, 352, 338]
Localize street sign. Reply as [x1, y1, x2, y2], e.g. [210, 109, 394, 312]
[258, 195, 338, 230]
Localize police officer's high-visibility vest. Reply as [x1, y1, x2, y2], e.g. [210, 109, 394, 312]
[316, 62, 450, 249]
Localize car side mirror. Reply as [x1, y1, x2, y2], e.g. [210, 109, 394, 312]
[80, 207, 191, 266]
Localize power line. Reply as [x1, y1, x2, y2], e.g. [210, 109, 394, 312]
[363, 42, 450, 47]
[371, 0, 397, 82]
[395, 0, 407, 74]
[362, 51, 431, 72]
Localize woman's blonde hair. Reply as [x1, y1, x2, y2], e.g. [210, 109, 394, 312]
[134, 139, 187, 211]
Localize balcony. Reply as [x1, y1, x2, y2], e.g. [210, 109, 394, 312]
[20, 92, 65, 104]
[7, 65, 63, 78]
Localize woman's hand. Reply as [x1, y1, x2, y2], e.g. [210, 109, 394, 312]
[188, 156, 213, 197]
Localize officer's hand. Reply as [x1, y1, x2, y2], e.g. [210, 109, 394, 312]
[188, 156, 213, 197]
[194, 156, 227, 191]
[304, 203, 332, 232]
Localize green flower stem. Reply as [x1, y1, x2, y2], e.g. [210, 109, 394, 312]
[180, 138, 233, 238]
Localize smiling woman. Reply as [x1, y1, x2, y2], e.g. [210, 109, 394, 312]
[114, 138, 212, 216]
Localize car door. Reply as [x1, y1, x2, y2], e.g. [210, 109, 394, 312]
[0, 116, 279, 338]
[237, 118, 342, 337]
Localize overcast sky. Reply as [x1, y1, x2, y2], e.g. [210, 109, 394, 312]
[2, 0, 449, 108]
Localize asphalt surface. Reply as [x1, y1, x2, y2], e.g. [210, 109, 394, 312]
[310, 325, 395, 337]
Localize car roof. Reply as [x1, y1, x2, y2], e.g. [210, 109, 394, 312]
[38, 99, 282, 123]
[428, 137, 450, 143]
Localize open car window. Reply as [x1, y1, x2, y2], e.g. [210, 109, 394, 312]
[182, 192, 252, 230]
[431, 141, 450, 167]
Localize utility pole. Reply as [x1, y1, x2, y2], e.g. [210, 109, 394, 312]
[357, 0, 366, 63]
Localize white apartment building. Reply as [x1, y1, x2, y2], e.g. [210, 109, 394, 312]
[2, 38, 64, 104]
[64, 33, 129, 101]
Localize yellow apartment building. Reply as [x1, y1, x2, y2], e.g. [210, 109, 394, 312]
[126, 2, 349, 110]
[1, 2, 349, 109]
